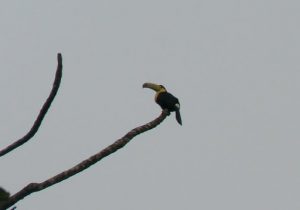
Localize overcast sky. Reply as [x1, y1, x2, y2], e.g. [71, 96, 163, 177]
[1, 1, 300, 209]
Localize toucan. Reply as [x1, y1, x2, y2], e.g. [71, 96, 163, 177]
[143, 82, 182, 125]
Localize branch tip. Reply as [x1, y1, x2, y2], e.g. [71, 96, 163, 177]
[57, 53, 62, 65]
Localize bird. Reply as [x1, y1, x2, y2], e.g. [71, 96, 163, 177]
[143, 82, 182, 125]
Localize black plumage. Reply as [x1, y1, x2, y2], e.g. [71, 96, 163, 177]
[156, 92, 182, 125]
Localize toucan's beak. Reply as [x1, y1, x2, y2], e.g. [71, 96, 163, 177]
[142, 82, 161, 91]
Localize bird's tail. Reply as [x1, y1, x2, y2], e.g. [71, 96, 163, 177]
[175, 109, 182, 125]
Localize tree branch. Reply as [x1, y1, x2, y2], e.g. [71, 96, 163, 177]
[0, 53, 63, 157]
[0, 110, 169, 209]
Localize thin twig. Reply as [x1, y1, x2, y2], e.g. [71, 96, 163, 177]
[0, 110, 169, 209]
[0, 54, 63, 157]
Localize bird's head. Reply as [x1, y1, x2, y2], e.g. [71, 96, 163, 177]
[143, 82, 167, 93]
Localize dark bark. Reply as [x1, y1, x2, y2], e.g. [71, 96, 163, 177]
[0, 54, 63, 157]
[0, 110, 169, 209]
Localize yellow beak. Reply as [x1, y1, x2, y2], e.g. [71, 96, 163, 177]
[142, 82, 162, 92]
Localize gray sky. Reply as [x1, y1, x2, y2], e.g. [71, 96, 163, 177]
[1, 1, 300, 209]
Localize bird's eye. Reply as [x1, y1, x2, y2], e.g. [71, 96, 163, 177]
[160, 85, 165, 89]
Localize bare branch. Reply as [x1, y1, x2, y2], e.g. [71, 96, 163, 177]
[0, 54, 63, 157]
[0, 110, 169, 209]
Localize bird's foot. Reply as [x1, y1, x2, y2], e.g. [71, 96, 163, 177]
[163, 109, 171, 116]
